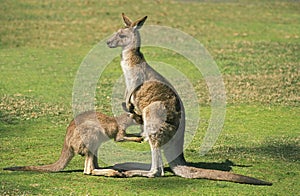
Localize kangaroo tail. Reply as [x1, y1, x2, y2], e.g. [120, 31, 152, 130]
[172, 165, 272, 186]
[4, 142, 74, 172]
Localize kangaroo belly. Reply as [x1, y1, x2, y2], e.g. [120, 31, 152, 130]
[131, 81, 180, 112]
[130, 81, 182, 146]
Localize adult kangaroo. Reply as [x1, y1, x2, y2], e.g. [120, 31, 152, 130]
[4, 111, 142, 176]
[105, 13, 272, 185]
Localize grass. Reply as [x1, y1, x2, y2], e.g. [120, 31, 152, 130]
[0, 0, 299, 195]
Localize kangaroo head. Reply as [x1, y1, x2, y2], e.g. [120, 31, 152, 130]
[107, 13, 147, 50]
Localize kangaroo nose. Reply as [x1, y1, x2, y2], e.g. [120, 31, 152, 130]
[106, 39, 116, 48]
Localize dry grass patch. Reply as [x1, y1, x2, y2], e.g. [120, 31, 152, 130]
[0, 94, 70, 124]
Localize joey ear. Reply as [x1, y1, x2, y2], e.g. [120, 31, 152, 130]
[122, 13, 133, 27]
[131, 15, 147, 30]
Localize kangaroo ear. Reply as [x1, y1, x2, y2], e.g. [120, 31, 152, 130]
[131, 15, 147, 30]
[122, 13, 132, 27]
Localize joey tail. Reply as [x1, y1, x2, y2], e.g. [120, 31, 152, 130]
[172, 165, 272, 186]
[4, 142, 74, 172]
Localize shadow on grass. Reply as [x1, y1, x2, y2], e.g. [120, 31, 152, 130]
[212, 137, 300, 163]
[0, 112, 29, 135]
[186, 159, 251, 171]
[60, 159, 243, 174]
[0, 111, 19, 125]
[111, 159, 249, 174]
[254, 139, 299, 162]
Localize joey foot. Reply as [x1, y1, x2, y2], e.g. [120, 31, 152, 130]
[92, 169, 124, 177]
[123, 170, 163, 178]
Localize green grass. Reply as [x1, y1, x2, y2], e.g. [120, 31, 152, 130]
[1, 0, 299, 195]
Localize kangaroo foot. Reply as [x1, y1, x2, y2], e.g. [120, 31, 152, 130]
[92, 169, 124, 177]
[123, 169, 163, 178]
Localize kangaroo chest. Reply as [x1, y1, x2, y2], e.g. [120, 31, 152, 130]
[121, 61, 146, 91]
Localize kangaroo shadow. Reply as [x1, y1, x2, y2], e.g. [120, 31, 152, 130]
[185, 159, 251, 171]
[60, 169, 84, 173]
[111, 159, 248, 174]
[61, 137, 299, 174]
[60, 159, 243, 174]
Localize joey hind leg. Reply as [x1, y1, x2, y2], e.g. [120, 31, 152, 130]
[83, 144, 102, 174]
[93, 152, 99, 169]
[85, 150, 123, 177]
[84, 150, 99, 175]
[91, 150, 123, 177]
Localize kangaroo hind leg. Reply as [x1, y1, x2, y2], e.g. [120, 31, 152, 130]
[123, 101, 166, 178]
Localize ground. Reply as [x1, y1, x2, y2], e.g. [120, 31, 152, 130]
[0, 0, 299, 195]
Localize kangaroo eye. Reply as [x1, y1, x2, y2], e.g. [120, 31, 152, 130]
[119, 34, 127, 38]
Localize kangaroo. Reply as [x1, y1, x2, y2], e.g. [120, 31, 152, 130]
[4, 111, 142, 176]
[104, 13, 272, 185]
